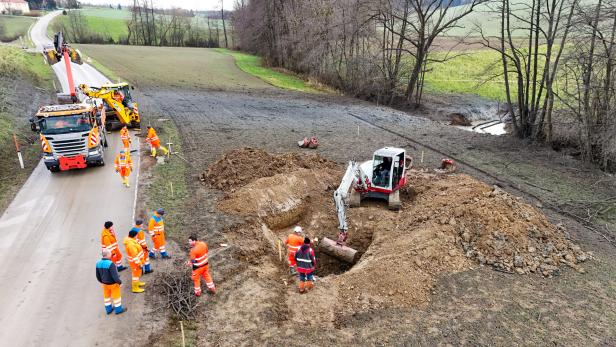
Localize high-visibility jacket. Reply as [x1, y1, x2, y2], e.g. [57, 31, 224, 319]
[148, 213, 166, 250]
[132, 225, 147, 250]
[285, 233, 304, 256]
[123, 236, 144, 267]
[101, 228, 120, 253]
[114, 154, 133, 176]
[146, 127, 161, 147]
[294, 245, 316, 274]
[190, 241, 209, 269]
[120, 127, 131, 145]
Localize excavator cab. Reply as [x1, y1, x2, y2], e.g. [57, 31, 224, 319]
[370, 148, 407, 191]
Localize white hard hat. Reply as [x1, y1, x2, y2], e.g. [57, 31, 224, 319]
[293, 226, 303, 234]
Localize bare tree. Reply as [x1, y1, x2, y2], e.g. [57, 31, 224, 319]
[478, 0, 577, 139]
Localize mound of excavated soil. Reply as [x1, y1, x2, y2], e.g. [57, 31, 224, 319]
[335, 171, 591, 312]
[200, 147, 336, 190]
[206, 149, 590, 315]
[402, 172, 591, 276]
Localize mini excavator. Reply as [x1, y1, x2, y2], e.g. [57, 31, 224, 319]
[320, 147, 412, 263]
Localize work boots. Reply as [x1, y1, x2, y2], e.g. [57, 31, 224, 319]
[132, 281, 145, 293]
[306, 281, 313, 291]
[138, 281, 146, 287]
[115, 305, 127, 315]
[298, 281, 305, 294]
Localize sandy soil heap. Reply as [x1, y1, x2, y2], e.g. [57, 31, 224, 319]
[206, 149, 590, 314]
[200, 147, 336, 190]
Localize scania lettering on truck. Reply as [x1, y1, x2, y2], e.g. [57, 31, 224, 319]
[31, 102, 108, 172]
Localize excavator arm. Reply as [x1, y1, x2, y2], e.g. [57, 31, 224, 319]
[333, 161, 359, 234]
[79, 84, 139, 127]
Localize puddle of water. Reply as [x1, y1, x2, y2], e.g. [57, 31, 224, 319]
[456, 120, 508, 136]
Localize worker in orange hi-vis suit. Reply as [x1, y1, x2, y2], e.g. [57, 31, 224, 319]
[114, 150, 133, 188]
[131, 219, 153, 274]
[145, 126, 169, 157]
[123, 229, 145, 293]
[148, 208, 170, 259]
[101, 221, 126, 272]
[284, 225, 305, 275]
[187, 235, 216, 297]
[120, 126, 131, 151]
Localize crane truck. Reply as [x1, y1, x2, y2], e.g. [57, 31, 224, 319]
[321, 147, 412, 263]
[32, 32, 108, 172]
[31, 102, 108, 172]
[79, 83, 141, 130]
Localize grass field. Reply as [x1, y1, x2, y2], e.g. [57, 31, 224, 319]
[216, 48, 322, 93]
[424, 49, 506, 100]
[0, 45, 53, 85]
[0, 15, 35, 42]
[50, 7, 232, 45]
[49, 11, 128, 42]
[77, 44, 273, 90]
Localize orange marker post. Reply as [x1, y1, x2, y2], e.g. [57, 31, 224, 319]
[13, 133, 24, 169]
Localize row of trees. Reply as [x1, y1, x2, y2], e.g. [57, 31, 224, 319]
[232, 0, 615, 171]
[125, 0, 230, 47]
[52, 4, 230, 48]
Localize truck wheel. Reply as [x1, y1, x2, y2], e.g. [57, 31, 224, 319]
[49, 166, 60, 173]
[99, 157, 105, 167]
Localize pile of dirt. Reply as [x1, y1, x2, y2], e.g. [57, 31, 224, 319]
[335, 170, 592, 312]
[204, 149, 590, 316]
[401, 172, 592, 276]
[217, 167, 340, 229]
[200, 147, 337, 190]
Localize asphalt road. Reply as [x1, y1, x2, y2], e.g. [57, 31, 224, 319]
[0, 11, 141, 346]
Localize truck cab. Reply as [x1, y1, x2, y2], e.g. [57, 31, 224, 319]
[31, 102, 107, 172]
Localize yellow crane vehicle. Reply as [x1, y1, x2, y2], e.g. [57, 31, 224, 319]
[79, 83, 141, 130]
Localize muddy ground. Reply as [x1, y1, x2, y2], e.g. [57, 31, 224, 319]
[129, 82, 616, 346]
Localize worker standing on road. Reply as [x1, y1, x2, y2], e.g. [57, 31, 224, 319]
[101, 221, 126, 271]
[131, 219, 153, 274]
[284, 226, 305, 275]
[120, 125, 131, 152]
[187, 235, 216, 297]
[114, 150, 133, 188]
[148, 208, 170, 259]
[96, 249, 126, 315]
[145, 126, 169, 157]
[295, 237, 317, 294]
[123, 229, 145, 293]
